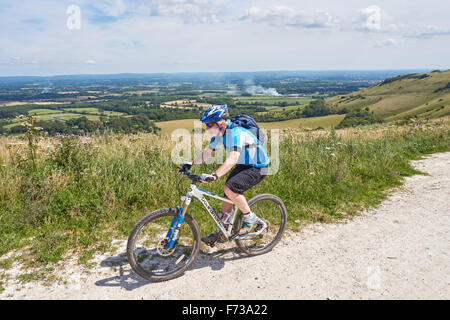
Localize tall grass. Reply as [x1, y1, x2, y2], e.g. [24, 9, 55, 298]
[0, 117, 449, 283]
[0, 129, 179, 267]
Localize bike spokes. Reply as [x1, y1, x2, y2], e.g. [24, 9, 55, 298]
[130, 213, 197, 277]
[234, 194, 287, 256]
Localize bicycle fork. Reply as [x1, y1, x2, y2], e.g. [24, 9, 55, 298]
[166, 193, 192, 250]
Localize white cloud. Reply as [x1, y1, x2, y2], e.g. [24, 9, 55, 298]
[146, 0, 223, 24]
[239, 5, 337, 29]
[94, 0, 127, 17]
[354, 5, 450, 41]
[85, 59, 96, 64]
[374, 38, 399, 48]
[403, 24, 450, 39]
[84, 0, 224, 24]
[384, 23, 408, 33]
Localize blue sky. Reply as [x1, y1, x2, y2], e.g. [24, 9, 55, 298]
[1, 0, 449, 76]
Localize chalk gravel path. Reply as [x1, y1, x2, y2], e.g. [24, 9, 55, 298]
[1, 152, 449, 300]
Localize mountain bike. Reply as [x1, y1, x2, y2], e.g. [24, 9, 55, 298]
[126, 165, 287, 282]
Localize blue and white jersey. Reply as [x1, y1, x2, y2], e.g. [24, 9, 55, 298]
[209, 122, 270, 168]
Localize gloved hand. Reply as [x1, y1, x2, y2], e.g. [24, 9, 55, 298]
[200, 173, 218, 182]
[179, 161, 192, 173]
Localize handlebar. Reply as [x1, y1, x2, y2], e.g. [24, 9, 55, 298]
[186, 172, 202, 182]
[178, 165, 202, 183]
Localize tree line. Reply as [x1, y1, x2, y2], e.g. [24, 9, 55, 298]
[6, 114, 159, 136]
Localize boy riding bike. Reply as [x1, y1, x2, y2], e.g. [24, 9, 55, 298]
[180, 105, 270, 246]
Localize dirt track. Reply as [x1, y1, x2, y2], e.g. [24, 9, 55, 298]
[1, 152, 449, 299]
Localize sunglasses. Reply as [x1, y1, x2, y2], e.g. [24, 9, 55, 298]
[205, 122, 217, 128]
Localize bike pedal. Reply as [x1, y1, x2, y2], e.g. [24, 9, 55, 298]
[201, 238, 217, 248]
[254, 219, 267, 233]
[206, 241, 216, 248]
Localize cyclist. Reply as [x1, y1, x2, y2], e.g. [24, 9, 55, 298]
[181, 105, 270, 246]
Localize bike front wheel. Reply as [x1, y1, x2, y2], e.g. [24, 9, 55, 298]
[126, 208, 201, 282]
[233, 194, 287, 256]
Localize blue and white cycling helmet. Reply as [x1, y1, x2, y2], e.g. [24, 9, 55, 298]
[200, 105, 229, 123]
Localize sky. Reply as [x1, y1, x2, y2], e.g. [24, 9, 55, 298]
[0, 0, 449, 76]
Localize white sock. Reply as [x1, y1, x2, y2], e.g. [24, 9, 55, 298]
[243, 211, 255, 221]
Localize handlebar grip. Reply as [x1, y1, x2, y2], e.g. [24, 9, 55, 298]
[187, 172, 203, 182]
[178, 166, 201, 182]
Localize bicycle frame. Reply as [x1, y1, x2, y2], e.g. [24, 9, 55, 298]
[165, 183, 238, 249]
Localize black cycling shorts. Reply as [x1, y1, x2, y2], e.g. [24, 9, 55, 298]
[224, 165, 267, 195]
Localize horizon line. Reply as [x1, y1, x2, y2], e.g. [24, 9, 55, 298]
[0, 68, 444, 79]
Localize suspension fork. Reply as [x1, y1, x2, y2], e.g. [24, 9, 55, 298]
[166, 197, 190, 249]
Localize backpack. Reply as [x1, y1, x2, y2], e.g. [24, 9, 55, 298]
[229, 114, 264, 145]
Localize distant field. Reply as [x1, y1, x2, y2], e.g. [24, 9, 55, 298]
[35, 113, 101, 121]
[258, 105, 305, 114]
[160, 99, 212, 109]
[156, 118, 200, 133]
[27, 107, 122, 119]
[234, 95, 319, 105]
[259, 114, 345, 130]
[29, 109, 64, 116]
[99, 93, 123, 97]
[1, 101, 68, 107]
[155, 114, 345, 134]
[62, 107, 124, 116]
[124, 90, 159, 95]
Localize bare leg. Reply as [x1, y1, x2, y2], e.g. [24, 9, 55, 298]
[201, 186, 253, 245]
[224, 185, 251, 214]
[220, 195, 233, 214]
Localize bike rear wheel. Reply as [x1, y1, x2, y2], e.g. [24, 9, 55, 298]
[233, 194, 287, 256]
[127, 208, 201, 282]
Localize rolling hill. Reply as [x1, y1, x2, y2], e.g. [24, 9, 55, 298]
[328, 69, 450, 121]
